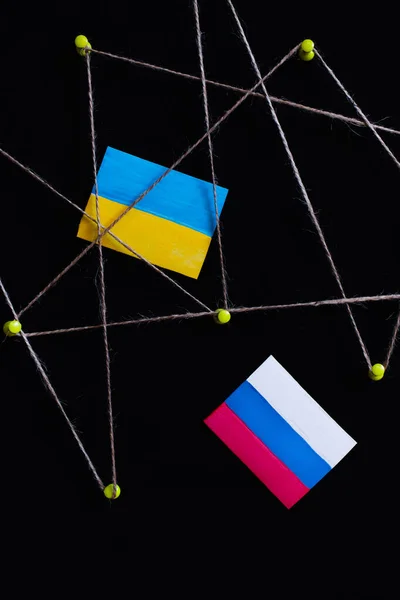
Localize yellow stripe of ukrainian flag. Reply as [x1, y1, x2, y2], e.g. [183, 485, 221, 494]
[77, 194, 211, 279]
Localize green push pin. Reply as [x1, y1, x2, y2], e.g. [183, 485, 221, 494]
[368, 363, 385, 381]
[3, 320, 22, 337]
[299, 39, 315, 61]
[214, 309, 231, 325]
[75, 35, 92, 56]
[103, 484, 121, 499]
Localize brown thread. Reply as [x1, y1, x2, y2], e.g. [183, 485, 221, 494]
[18, 244, 93, 318]
[0, 277, 104, 489]
[193, 0, 229, 308]
[316, 50, 400, 174]
[225, 0, 371, 369]
[316, 48, 400, 370]
[86, 53, 117, 497]
[25, 310, 213, 337]
[385, 305, 400, 368]
[231, 294, 400, 312]
[89, 48, 400, 138]
[23, 293, 400, 339]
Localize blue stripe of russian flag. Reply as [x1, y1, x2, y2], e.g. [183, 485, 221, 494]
[226, 381, 331, 488]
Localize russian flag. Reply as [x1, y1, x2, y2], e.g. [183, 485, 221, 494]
[205, 356, 356, 508]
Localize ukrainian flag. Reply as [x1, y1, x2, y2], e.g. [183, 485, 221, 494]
[77, 147, 229, 279]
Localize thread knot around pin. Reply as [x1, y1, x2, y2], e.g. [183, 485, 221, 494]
[75, 35, 92, 56]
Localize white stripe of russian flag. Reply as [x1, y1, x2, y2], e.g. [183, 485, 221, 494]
[248, 356, 356, 469]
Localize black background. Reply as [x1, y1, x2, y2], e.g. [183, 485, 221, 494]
[1, 0, 399, 573]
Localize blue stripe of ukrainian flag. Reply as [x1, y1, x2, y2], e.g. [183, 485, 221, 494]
[95, 147, 229, 236]
[225, 381, 332, 489]
[77, 147, 229, 279]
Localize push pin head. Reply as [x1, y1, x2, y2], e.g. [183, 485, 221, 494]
[214, 308, 231, 325]
[369, 363, 385, 381]
[75, 35, 92, 56]
[299, 39, 315, 61]
[3, 320, 22, 336]
[103, 484, 121, 499]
